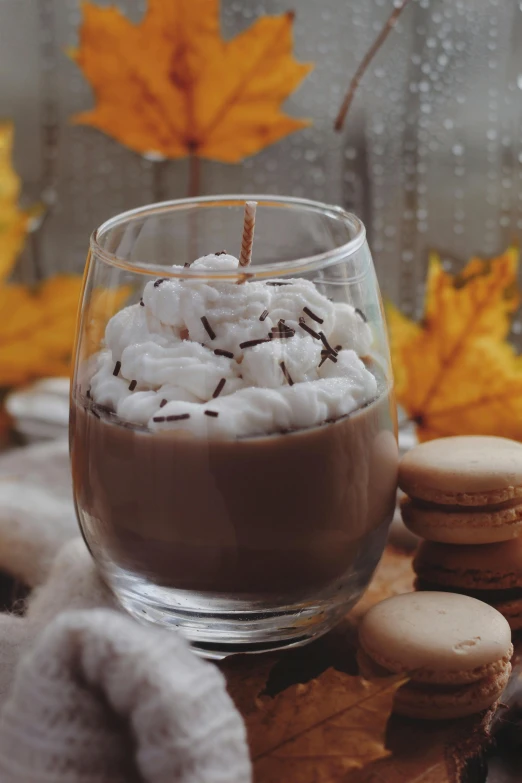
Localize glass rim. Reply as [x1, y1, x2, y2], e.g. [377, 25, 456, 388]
[90, 194, 367, 280]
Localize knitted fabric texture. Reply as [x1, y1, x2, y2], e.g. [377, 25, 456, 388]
[0, 443, 252, 782]
[0, 610, 251, 783]
[0, 440, 76, 586]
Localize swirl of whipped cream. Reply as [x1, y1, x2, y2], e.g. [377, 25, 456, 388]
[89, 252, 376, 437]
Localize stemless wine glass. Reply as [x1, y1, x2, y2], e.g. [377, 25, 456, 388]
[70, 195, 398, 656]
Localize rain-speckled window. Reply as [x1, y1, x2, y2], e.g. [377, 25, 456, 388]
[1, 0, 522, 328]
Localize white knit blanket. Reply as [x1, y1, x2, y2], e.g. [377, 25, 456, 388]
[0, 440, 251, 782]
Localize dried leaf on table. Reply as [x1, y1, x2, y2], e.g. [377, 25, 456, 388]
[70, 0, 313, 162]
[0, 122, 38, 283]
[243, 667, 405, 782]
[350, 545, 415, 621]
[387, 247, 522, 442]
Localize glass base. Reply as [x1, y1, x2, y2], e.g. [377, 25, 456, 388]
[91, 517, 391, 657]
[102, 565, 365, 659]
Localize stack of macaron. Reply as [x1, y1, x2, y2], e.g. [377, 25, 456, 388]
[358, 592, 512, 719]
[399, 436, 522, 630]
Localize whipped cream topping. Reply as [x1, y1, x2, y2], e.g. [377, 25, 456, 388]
[89, 253, 377, 438]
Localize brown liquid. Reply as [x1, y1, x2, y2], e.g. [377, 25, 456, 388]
[71, 390, 398, 596]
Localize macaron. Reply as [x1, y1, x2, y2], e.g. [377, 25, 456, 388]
[399, 436, 522, 544]
[358, 592, 512, 720]
[414, 538, 522, 630]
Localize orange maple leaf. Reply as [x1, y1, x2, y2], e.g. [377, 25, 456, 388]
[70, 0, 313, 163]
[387, 247, 522, 442]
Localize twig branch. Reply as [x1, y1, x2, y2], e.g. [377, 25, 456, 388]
[334, 0, 414, 132]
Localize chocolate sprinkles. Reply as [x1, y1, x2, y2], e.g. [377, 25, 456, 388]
[215, 250, 227, 256]
[139, 298, 145, 307]
[270, 321, 295, 339]
[259, 309, 269, 322]
[335, 345, 342, 352]
[303, 306, 324, 324]
[113, 360, 121, 377]
[319, 331, 337, 356]
[128, 380, 137, 391]
[280, 361, 294, 386]
[319, 350, 338, 367]
[201, 316, 216, 340]
[214, 348, 234, 359]
[266, 281, 292, 286]
[355, 308, 368, 323]
[159, 399, 167, 408]
[152, 416, 165, 423]
[239, 338, 270, 349]
[298, 318, 321, 340]
[204, 410, 219, 418]
[213, 377, 226, 398]
[154, 278, 167, 288]
[166, 413, 190, 422]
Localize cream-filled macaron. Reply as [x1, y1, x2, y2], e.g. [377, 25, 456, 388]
[399, 436, 522, 544]
[414, 538, 522, 630]
[358, 592, 512, 719]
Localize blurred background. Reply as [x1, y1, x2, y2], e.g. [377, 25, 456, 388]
[1, 0, 522, 316]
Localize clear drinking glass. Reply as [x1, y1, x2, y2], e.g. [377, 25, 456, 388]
[70, 195, 398, 656]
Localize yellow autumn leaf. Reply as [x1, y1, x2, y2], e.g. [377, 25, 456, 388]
[83, 284, 132, 357]
[0, 122, 33, 283]
[0, 277, 130, 388]
[70, 0, 313, 163]
[388, 247, 522, 442]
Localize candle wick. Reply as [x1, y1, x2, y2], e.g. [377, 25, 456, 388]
[239, 201, 257, 267]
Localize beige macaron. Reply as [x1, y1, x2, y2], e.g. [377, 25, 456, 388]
[399, 436, 522, 544]
[414, 538, 522, 630]
[358, 592, 512, 720]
